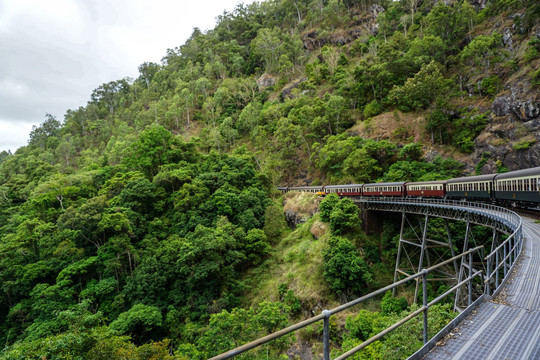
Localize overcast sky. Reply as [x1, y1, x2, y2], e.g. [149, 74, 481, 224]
[0, 0, 256, 153]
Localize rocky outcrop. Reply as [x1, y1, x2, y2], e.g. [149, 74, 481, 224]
[502, 28, 513, 49]
[283, 192, 321, 229]
[285, 210, 311, 229]
[281, 77, 308, 99]
[469, 0, 488, 9]
[492, 91, 540, 122]
[301, 5, 383, 50]
[492, 95, 511, 117]
[257, 73, 276, 90]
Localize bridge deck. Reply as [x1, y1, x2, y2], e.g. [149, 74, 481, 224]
[423, 217, 540, 360]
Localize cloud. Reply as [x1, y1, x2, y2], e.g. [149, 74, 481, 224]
[0, 0, 254, 153]
[0, 120, 34, 152]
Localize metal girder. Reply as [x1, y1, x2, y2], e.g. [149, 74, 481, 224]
[356, 198, 517, 234]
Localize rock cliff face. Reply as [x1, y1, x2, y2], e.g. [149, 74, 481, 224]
[282, 192, 321, 229]
[471, 21, 540, 173]
[301, 5, 382, 50]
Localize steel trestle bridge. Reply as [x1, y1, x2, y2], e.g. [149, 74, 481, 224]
[211, 197, 536, 360]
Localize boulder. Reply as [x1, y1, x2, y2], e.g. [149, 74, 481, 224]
[493, 95, 511, 116]
[510, 100, 540, 122]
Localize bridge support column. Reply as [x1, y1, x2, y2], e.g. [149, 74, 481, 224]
[394, 213, 458, 304]
[357, 204, 384, 235]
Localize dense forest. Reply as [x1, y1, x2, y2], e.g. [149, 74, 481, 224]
[0, 0, 539, 358]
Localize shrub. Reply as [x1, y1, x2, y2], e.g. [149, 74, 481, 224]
[480, 75, 502, 96]
[363, 100, 382, 118]
[323, 237, 372, 297]
[380, 291, 409, 315]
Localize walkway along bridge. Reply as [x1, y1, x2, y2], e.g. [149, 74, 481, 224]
[210, 198, 532, 360]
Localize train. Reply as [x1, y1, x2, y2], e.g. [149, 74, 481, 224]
[278, 166, 540, 208]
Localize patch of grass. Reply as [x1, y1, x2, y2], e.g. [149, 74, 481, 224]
[247, 213, 333, 310]
[513, 139, 536, 150]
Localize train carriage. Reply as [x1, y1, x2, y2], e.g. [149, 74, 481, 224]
[324, 184, 363, 196]
[288, 186, 323, 194]
[494, 167, 540, 206]
[363, 182, 406, 197]
[277, 186, 289, 193]
[446, 174, 496, 200]
[406, 180, 447, 198]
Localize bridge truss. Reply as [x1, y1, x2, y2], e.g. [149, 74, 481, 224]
[357, 198, 521, 311]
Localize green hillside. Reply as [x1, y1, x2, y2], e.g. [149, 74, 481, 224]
[0, 0, 539, 358]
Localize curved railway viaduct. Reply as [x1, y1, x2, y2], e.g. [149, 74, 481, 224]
[212, 198, 540, 360]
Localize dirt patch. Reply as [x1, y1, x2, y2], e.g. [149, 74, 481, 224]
[349, 110, 429, 143]
[310, 220, 328, 239]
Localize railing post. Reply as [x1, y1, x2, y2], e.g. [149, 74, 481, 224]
[486, 257, 492, 296]
[468, 252, 473, 306]
[496, 249, 500, 289]
[422, 270, 428, 344]
[323, 310, 331, 360]
[503, 241, 508, 278]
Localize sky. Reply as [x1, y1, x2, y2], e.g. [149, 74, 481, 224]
[0, 0, 256, 153]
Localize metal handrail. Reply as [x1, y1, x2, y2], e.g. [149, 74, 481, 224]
[210, 246, 484, 360]
[484, 215, 523, 296]
[210, 198, 525, 360]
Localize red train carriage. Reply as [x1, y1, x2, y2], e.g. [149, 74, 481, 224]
[363, 182, 406, 197]
[405, 180, 447, 198]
